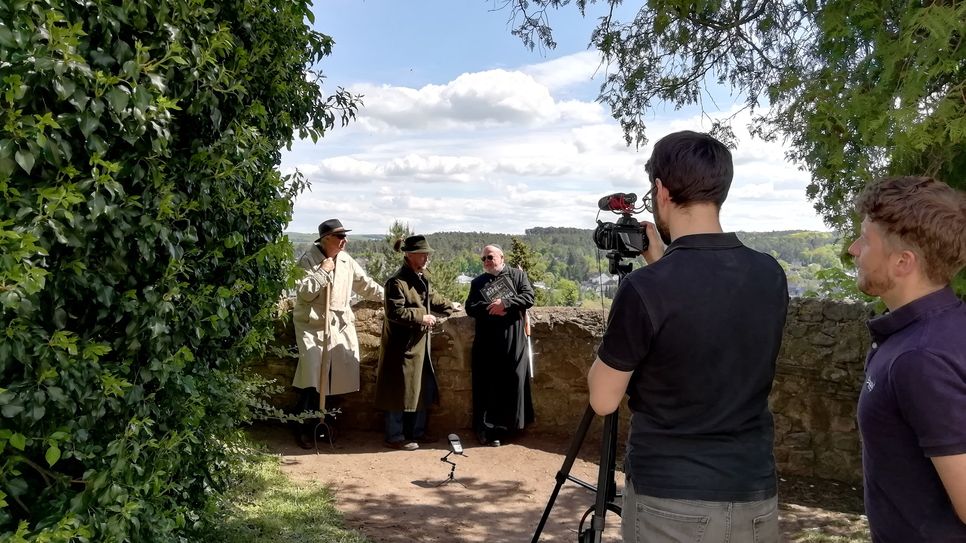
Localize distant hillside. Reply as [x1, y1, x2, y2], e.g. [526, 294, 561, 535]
[284, 228, 846, 302]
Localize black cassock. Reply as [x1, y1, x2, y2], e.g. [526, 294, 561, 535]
[465, 267, 535, 439]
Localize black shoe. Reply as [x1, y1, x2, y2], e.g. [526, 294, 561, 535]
[293, 427, 313, 450]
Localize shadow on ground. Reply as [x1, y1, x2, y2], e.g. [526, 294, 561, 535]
[250, 423, 869, 542]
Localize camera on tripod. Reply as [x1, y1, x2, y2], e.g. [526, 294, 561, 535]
[593, 192, 649, 259]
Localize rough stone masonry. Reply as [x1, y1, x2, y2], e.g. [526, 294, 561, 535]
[254, 298, 873, 485]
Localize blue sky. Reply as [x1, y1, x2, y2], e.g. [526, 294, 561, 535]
[283, 0, 828, 235]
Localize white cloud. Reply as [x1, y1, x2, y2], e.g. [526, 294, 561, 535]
[352, 69, 603, 132]
[521, 50, 606, 90]
[284, 53, 826, 236]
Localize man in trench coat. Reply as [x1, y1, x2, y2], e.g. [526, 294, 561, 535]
[292, 218, 383, 448]
[374, 235, 460, 450]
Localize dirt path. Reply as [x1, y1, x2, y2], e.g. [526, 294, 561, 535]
[251, 425, 869, 542]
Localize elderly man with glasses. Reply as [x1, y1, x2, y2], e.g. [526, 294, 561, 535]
[465, 244, 535, 447]
[291, 218, 384, 449]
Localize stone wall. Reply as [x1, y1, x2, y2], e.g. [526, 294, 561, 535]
[254, 298, 873, 484]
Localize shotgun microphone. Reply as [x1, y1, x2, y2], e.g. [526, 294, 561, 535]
[597, 192, 637, 212]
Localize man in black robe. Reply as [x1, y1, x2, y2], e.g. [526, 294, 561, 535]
[465, 244, 535, 447]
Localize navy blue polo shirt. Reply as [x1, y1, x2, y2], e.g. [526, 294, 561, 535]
[858, 287, 966, 542]
[598, 233, 788, 501]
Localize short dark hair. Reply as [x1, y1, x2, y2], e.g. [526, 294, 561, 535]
[856, 175, 966, 284]
[644, 131, 733, 207]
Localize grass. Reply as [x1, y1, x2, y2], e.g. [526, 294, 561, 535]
[204, 449, 372, 543]
[788, 516, 870, 542]
[793, 532, 870, 543]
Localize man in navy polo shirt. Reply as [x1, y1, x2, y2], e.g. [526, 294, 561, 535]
[588, 131, 789, 542]
[850, 176, 966, 541]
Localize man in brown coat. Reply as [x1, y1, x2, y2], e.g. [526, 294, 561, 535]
[374, 235, 460, 450]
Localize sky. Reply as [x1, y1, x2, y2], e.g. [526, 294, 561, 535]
[282, 0, 829, 236]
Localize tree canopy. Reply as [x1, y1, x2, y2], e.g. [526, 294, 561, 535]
[504, 0, 965, 229]
[0, 0, 354, 539]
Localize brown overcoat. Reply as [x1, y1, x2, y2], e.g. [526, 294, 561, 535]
[374, 265, 457, 412]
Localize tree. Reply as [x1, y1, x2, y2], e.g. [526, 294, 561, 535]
[356, 220, 413, 285]
[504, 0, 965, 230]
[506, 236, 555, 305]
[426, 258, 469, 305]
[0, 0, 356, 539]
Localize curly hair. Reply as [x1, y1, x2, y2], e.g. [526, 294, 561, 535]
[856, 176, 966, 284]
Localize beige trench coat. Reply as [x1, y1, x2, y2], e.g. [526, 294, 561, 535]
[292, 245, 383, 396]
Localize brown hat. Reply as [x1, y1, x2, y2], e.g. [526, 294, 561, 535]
[316, 218, 350, 242]
[400, 235, 433, 253]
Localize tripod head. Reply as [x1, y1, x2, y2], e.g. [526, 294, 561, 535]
[604, 251, 633, 279]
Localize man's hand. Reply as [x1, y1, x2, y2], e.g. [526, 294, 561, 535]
[320, 257, 335, 272]
[487, 299, 507, 316]
[421, 314, 438, 327]
[640, 221, 666, 265]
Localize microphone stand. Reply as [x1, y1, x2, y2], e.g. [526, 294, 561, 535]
[436, 450, 466, 487]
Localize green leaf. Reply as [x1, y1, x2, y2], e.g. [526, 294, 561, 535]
[9, 433, 26, 450]
[45, 445, 62, 466]
[0, 26, 14, 48]
[54, 78, 77, 100]
[79, 112, 99, 137]
[1, 404, 23, 418]
[105, 87, 130, 113]
[14, 149, 34, 174]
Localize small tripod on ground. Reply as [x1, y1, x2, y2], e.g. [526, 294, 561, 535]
[436, 449, 467, 487]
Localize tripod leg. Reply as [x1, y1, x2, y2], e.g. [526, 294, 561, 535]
[531, 405, 597, 543]
[584, 411, 620, 543]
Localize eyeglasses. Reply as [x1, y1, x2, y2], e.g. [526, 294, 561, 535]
[642, 186, 654, 213]
[481, 255, 497, 262]
[332, 234, 347, 240]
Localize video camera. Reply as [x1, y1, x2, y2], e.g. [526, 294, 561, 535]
[593, 192, 648, 259]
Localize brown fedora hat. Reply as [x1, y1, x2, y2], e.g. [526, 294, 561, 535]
[316, 218, 351, 242]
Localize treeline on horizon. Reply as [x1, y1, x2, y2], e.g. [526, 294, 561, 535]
[287, 227, 848, 305]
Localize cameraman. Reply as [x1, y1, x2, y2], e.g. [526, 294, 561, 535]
[588, 131, 789, 542]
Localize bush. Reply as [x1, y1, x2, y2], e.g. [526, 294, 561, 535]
[0, 0, 355, 539]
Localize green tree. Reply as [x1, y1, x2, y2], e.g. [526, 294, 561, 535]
[507, 236, 553, 305]
[505, 1, 965, 229]
[0, 0, 355, 539]
[557, 278, 581, 306]
[426, 258, 468, 305]
[357, 220, 413, 285]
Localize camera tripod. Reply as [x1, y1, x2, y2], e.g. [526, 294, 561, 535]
[531, 405, 622, 542]
[532, 247, 632, 542]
